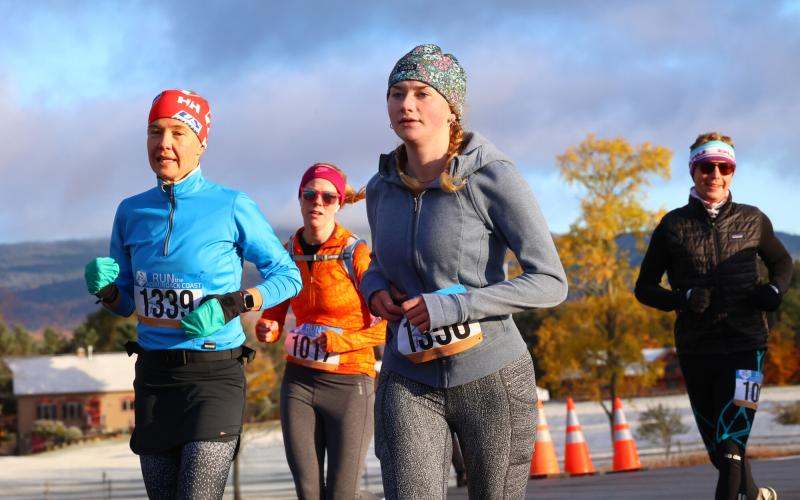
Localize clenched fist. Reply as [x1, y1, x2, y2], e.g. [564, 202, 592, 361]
[255, 318, 280, 343]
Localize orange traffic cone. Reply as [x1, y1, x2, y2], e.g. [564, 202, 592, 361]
[530, 399, 560, 477]
[611, 397, 641, 472]
[563, 397, 595, 475]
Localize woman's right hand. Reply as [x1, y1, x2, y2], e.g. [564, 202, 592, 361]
[369, 289, 404, 321]
[84, 257, 119, 295]
[255, 318, 280, 343]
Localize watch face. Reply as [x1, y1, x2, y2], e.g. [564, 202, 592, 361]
[242, 291, 255, 310]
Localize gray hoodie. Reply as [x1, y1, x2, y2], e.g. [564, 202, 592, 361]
[361, 131, 568, 388]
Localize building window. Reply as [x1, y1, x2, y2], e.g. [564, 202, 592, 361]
[122, 399, 135, 411]
[36, 403, 57, 420]
[63, 402, 84, 420]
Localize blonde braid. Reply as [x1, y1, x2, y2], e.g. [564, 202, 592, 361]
[395, 115, 466, 193]
[439, 120, 465, 193]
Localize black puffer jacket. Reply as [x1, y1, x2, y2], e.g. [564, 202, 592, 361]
[635, 195, 792, 354]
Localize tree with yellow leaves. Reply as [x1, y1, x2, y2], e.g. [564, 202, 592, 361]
[536, 134, 675, 431]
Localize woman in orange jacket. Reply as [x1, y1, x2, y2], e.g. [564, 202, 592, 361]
[256, 163, 385, 500]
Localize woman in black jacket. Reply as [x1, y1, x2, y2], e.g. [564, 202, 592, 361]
[635, 132, 792, 500]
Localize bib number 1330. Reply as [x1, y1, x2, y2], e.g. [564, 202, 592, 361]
[397, 317, 483, 363]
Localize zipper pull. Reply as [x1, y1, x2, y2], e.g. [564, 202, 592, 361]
[413, 192, 424, 213]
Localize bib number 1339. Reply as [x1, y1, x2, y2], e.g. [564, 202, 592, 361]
[733, 369, 763, 410]
[397, 317, 483, 363]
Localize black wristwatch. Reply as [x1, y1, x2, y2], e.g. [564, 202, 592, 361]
[240, 290, 255, 311]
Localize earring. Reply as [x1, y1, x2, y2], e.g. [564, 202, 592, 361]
[389, 123, 394, 129]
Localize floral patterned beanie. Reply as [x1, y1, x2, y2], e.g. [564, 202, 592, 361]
[387, 44, 466, 116]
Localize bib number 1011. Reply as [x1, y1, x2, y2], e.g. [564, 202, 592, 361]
[290, 334, 330, 362]
[284, 324, 341, 369]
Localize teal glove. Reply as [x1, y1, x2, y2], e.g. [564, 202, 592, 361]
[85, 257, 119, 294]
[181, 292, 248, 338]
[181, 297, 226, 338]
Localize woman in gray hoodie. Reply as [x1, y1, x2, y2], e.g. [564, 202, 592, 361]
[360, 44, 568, 499]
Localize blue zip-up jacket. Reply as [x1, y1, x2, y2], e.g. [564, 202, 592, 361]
[361, 132, 568, 388]
[107, 168, 302, 351]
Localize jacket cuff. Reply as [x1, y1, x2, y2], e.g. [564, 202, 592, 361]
[323, 330, 341, 353]
[422, 292, 465, 330]
[109, 292, 135, 317]
[360, 273, 391, 314]
[674, 289, 689, 311]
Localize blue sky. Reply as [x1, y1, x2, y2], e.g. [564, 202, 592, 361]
[1, 0, 799, 243]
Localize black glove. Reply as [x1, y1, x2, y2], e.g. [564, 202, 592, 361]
[752, 283, 782, 312]
[687, 287, 712, 314]
[199, 291, 249, 324]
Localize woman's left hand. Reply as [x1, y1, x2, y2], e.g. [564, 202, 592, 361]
[401, 296, 430, 332]
[313, 332, 328, 350]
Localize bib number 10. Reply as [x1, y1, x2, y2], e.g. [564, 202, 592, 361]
[138, 288, 196, 319]
[733, 369, 763, 410]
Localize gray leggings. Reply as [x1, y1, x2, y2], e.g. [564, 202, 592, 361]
[375, 355, 537, 500]
[139, 439, 237, 500]
[280, 363, 375, 500]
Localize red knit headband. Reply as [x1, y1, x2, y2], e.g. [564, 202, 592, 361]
[299, 164, 346, 204]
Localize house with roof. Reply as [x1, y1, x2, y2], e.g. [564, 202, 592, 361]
[4, 350, 136, 454]
[626, 347, 684, 394]
[542, 347, 684, 400]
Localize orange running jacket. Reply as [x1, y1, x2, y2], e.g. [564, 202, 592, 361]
[260, 224, 386, 377]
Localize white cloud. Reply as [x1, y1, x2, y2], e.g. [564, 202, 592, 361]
[1, 1, 799, 243]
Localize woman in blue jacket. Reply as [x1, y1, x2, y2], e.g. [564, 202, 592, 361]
[84, 89, 301, 500]
[361, 45, 568, 499]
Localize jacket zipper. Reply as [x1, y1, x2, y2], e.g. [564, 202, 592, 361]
[710, 220, 723, 320]
[163, 184, 176, 256]
[411, 191, 428, 290]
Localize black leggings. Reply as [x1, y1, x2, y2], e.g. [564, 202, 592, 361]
[280, 363, 375, 500]
[679, 349, 765, 500]
[139, 439, 238, 500]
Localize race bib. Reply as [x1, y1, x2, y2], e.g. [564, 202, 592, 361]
[285, 324, 342, 370]
[733, 369, 763, 410]
[396, 317, 483, 363]
[134, 270, 203, 321]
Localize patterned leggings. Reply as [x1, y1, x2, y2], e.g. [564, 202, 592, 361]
[139, 439, 238, 500]
[680, 350, 765, 500]
[375, 355, 537, 500]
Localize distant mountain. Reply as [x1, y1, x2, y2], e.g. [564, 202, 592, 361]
[1, 229, 797, 331]
[776, 231, 800, 260]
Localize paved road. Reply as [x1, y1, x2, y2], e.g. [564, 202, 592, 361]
[447, 456, 800, 499]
